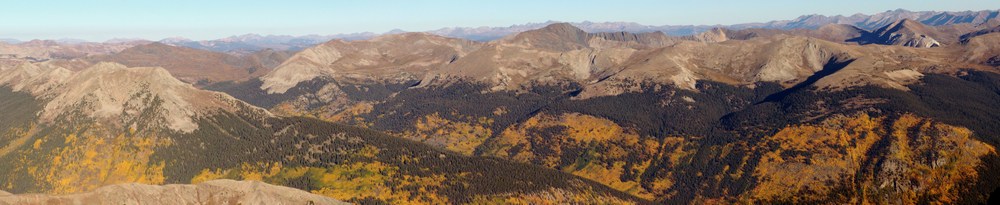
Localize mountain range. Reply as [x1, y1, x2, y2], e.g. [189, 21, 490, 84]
[4, 9, 998, 55]
[2, 8, 1000, 204]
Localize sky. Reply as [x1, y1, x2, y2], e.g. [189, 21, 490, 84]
[2, 0, 999, 41]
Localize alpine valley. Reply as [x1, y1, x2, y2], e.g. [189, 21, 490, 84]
[2, 8, 1000, 205]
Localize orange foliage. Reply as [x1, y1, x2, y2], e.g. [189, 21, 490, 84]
[400, 112, 492, 155]
[485, 112, 665, 200]
[749, 113, 995, 203]
[15, 126, 170, 194]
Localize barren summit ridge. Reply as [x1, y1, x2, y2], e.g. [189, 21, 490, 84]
[1, 62, 267, 132]
[260, 32, 480, 94]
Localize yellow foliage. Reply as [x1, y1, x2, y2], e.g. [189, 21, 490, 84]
[240, 162, 283, 181]
[567, 161, 656, 199]
[197, 161, 450, 204]
[401, 112, 492, 155]
[323, 102, 374, 125]
[358, 145, 380, 158]
[0, 124, 37, 157]
[749, 113, 996, 203]
[560, 113, 625, 142]
[271, 101, 375, 127]
[486, 112, 662, 200]
[314, 162, 450, 204]
[31, 139, 42, 149]
[17, 126, 171, 194]
[191, 168, 230, 184]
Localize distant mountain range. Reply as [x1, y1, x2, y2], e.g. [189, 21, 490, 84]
[4, 9, 997, 54]
[179, 9, 1000, 52]
[427, 9, 1000, 41]
[157, 33, 377, 54]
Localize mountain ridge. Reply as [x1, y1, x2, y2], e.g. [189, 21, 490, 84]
[5, 9, 996, 53]
[0, 61, 269, 133]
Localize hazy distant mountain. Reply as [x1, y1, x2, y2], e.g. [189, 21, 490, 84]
[427, 9, 1000, 41]
[159, 33, 378, 55]
[134, 9, 1000, 53]
[77, 42, 291, 85]
[7, 9, 996, 54]
[0, 40, 146, 60]
[0, 39, 21, 44]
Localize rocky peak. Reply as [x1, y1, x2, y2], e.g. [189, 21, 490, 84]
[692, 27, 730, 43]
[19, 62, 268, 133]
[260, 32, 481, 94]
[876, 19, 925, 34]
[505, 23, 591, 51]
[853, 19, 942, 48]
[0, 62, 72, 94]
[588, 31, 678, 48]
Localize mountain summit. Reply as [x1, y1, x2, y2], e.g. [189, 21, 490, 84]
[0, 62, 266, 132]
[852, 19, 943, 47]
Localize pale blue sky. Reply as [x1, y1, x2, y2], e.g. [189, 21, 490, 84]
[2, 0, 999, 41]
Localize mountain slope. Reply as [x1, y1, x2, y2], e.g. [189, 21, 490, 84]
[425, 23, 687, 91]
[720, 24, 867, 43]
[209, 22, 1000, 203]
[78, 43, 289, 85]
[0, 61, 648, 204]
[259, 33, 481, 94]
[0, 40, 145, 61]
[961, 23, 1000, 44]
[160, 33, 377, 54]
[850, 19, 943, 47]
[1, 61, 265, 133]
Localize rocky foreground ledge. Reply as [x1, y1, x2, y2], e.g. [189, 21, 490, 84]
[0, 179, 347, 205]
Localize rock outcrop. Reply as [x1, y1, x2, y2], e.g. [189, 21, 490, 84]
[0, 180, 348, 205]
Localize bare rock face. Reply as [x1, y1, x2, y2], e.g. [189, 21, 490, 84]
[691, 28, 729, 43]
[852, 19, 943, 48]
[0, 180, 348, 205]
[588, 31, 679, 48]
